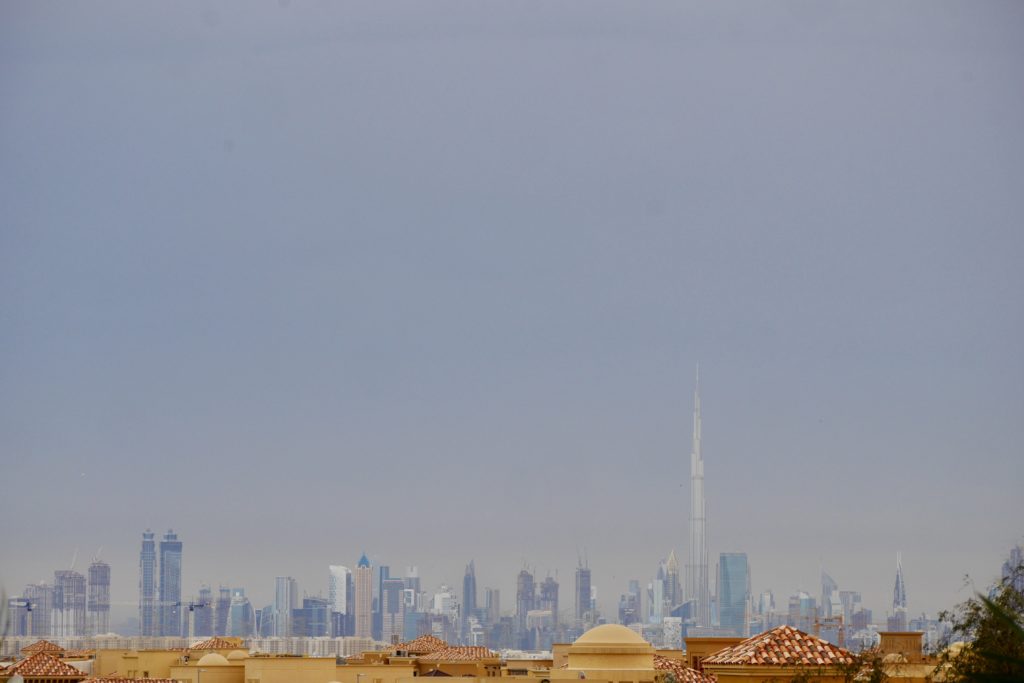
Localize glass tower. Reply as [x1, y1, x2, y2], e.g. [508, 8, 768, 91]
[158, 529, 183, 636]
[717, 552, 749, 637]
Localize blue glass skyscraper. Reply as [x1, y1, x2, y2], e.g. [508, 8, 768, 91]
[158, 529, 183, 636]
[717, 552, 749, 637]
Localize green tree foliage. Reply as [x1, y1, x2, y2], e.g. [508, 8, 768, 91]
[938, 560, 1024, 683]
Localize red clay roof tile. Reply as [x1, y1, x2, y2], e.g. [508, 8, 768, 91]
[702, 625, 854, 667]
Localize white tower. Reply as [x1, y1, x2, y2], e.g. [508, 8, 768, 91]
[686, 366, 710, 627]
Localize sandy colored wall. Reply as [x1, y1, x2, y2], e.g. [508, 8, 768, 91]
[245, 656, 338, 683]
[170, 663, 245, 683]
[335, 662, 416, 683]
[94, 649, 184, 679]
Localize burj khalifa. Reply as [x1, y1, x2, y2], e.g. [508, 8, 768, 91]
[686, 367, 710, 627]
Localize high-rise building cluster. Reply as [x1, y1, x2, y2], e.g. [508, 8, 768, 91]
[6, 373, 991, 657]
[7, 556, 111, 639]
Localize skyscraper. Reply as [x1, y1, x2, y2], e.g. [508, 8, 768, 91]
[354, 554, 373, 638]
[374, 565, 390, 641]
[516, 569, 535, 635]
[274, 576, 298, 637]
[538, 575, 559, 627]
[686, 367, 710, 627]
[820, 569, 843, 624]
[24, 582, 53, 637]
[194, 586, 213, 637]
[227, 589, 254, 637]
[158, 529, 183, 636]
[717, 553, 749, 637]
[484, 588, 500, 626]
[574, 562, 591, 626]
[381, 577, 406, 644]
[665, 550, 681, 610]
[296, 596, 330, 638]
[889, 554, 908, 631]
[214, 586, 231, 636]
[463, 561, 478, 619]
[87, 560, 111, 636]
[52, 569, 87, 637]
[139, 529, 157, 636]
[329, 565, 352, 637]
[820, 570, 839, 619]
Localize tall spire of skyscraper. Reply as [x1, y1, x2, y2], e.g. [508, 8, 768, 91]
[893, 553, 907, 610]
[686, 365, 710, 627]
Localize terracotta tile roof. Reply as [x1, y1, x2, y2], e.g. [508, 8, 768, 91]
[86, 678, 177, 683]
[22, 639, 66, 655]
[6, 652, 87, 678]
[702, 626, 855, 667]
[419, 646, 497, 662]
[393, 635, 450, 655]
[189, 636, 242, 650]
[61, 649, 96, 658]
[654, 654, 716, 683]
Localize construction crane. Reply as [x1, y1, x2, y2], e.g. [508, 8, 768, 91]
[170, 599, 210, 641]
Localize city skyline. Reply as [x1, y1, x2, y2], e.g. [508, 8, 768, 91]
[2, 0, 1022, 640]
[9, 528, 1016, 635]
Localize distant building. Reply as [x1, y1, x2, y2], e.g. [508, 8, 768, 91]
[194, 586, 213, 637]
[787, 591, 816, 633]
[6, 596, 32, 636]
[274, 576, 298, 637]
[139, 529, 157, 636]
[838, 590, 861, 625]
[484, 588, 500, 626]
[355, 554, 373, 638]
[462, 561, 478, 638]
[87, 560, 111, 636]
[538, 576, 559, 627]
[158, 529, 183, 636]
[52, 569, 87, 637]
[618, 591, 640, 626]
[664, 552, 681, 611]
[686, 370, 711, 628]
[23, 582, 53, 637]
[382, 577, 406, 644]
[227, 588, 254, 637]
[215, 586, 232, 636]
[574, 564, 591, 626]
[330, 565, 353, 637]
[820, 570, 839, 619]
[718, 553, 749, 637]
[515, 569, 535, 638]
[375, 565, 390, 641]
[295, 596, 330, 637]
[888, 554, 908, 631]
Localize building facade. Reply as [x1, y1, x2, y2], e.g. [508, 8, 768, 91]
[158, 529, 183, 636]
[139, 529, 157, 636]
[354, 554, 373, 639]
[717, 553, 749, 637]
[52, 569, 87, 637]
[686, 369, 711, 628]
[274, 576, 298, 637]
[87, 560, 111, 636]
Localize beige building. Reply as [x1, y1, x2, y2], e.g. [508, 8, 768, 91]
[355, 556, 373, 639]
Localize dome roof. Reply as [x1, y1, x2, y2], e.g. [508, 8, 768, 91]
[575, 624, 648, 646]
[197, 653, 230, 666]
[226, 650, 248, 661]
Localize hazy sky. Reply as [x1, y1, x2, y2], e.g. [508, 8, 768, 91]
[1, 1, 1022, 626]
